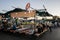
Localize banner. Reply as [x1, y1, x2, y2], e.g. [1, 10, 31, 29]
[25, 3, 30, 10]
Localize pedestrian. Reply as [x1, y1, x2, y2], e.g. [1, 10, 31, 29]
[47, 22, 52, 32]
[49, 26, 52, 32]
[12, 23, 16, 30]
[2, 20, 8, 31]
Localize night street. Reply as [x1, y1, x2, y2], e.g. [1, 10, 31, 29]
[0, 27, 60, 40]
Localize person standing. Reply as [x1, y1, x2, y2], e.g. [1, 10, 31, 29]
[48, 22, 52, 32]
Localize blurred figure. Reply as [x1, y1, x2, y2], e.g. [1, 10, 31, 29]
[47, 22, 52, 32]
[12, 23, 16, 30]
[36, 23, 43, 33]
[2, 20, 8, 31]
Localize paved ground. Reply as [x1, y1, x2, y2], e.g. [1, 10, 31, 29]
[0, 27, 60, 40]
[40, 27, 60, 40]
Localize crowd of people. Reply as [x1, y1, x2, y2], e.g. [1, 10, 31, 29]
[0, 18, 60, 35]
